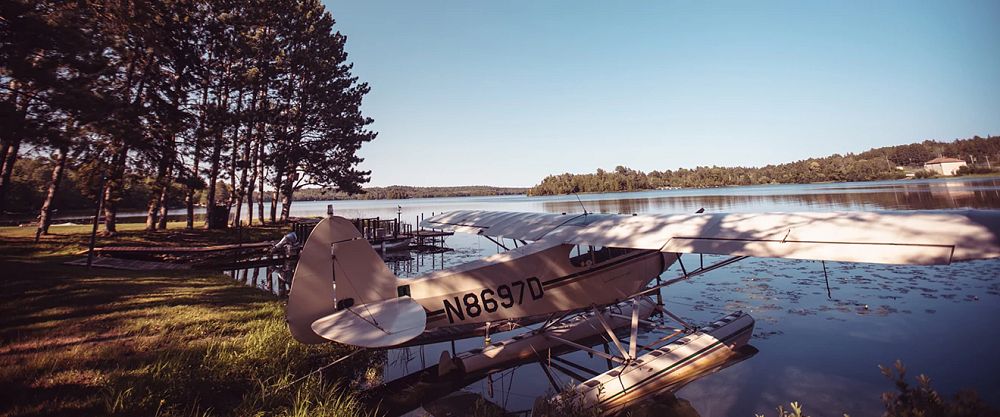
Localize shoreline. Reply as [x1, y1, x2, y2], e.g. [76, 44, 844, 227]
[525, 173, 1000, 197]
[5, 175, 1000, 226]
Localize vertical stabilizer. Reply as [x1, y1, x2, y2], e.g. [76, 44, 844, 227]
[331, 237, 399, 305]
[287, 216, 399, 344]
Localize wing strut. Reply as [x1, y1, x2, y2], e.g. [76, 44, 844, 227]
[482, 234, 510, 251]
[630, 255, 749, 300]
[592, 304, 632, 361]
[628, 298, 640, 359]
[676, 253, 689, 278]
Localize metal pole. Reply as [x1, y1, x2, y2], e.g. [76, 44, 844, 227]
[86, 175, 107, 268]
[822, 260, 832, 299]
[676, 253, 688, 278]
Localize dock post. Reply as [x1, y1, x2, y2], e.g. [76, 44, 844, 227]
[655, 275, 664, 307]
[266, 257, 273, 294]
[279, 244, 293, 297]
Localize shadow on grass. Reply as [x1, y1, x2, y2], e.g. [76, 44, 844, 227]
[0, 255, 380, 417]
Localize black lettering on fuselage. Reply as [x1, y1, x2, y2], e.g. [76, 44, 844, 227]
[527, 277, 543, 300]
[443, 296, 465, 323]
[442, 277, 546, 324]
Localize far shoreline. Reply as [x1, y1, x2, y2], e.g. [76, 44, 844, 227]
[9, 175, 999, 226]
[520, 173, 1000, 198]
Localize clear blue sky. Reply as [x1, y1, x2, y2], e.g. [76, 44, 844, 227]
[322, 0, 1000, 187]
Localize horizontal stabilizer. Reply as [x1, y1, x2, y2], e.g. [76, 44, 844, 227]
[311, 297, 427, 348]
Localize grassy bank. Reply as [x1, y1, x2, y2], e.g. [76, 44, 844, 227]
[0, 225, 380, 417]
[0, 221, 289, 258]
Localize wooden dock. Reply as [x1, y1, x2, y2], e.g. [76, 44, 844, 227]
[292, 217, 454, 251]
[65, 257, 191, 271]
[89, 241, 274, 255]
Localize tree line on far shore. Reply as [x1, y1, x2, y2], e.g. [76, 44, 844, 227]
[1, 0, 374, 236]
[295, 185, 529, 201]
[528, 136, 1000, 196]
[2, 169, 527, 218]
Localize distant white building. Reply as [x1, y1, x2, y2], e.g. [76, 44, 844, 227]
[923, 157, 967, 176]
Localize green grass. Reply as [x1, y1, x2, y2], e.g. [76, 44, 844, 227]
[0, 225, 380, 417]
[0, 221, 289, 258]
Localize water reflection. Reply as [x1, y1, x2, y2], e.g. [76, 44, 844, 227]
[284, 178, 1000, 223]
[541, 179, 1000, 214]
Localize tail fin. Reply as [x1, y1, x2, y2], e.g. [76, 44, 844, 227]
[287, 216, 399, 344]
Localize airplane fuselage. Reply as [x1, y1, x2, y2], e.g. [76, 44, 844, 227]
[398, 240, 674, 329]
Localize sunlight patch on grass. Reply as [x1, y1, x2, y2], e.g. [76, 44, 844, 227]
[0, 234, 378, 417]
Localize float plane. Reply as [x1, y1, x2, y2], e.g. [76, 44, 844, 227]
[288, 209, 1000, 347]
[285, 209, 1000, 413]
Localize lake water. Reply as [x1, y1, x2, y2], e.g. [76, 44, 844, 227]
[277, 178, 1000, 416]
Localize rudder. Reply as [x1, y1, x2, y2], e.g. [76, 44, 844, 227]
[287, 216, 399, 344]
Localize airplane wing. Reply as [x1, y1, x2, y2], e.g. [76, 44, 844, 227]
[420, 210, 588, 241]
[423, 210, 1000, 265]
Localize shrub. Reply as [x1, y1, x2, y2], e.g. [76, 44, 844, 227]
[757, 361, 999, 417]
[955, 165, 997, 176]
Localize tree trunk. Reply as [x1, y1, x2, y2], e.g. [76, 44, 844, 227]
[0, 86, 30, 214]
[205, 79, 229, 229]
[232, 166, 245, 227]
[105, 54, 152, 235]
[228, 90, 245, 227]
[205, 134, 222, 228]
[0, 143, 10, 175]
[156, 166, 170, 230]
[185, 76, 207, 229]
[145, 159, 168, 230]
[235, 135, 252, 226]
[245, 143, 256, 227]
[243, 90, 261, 227]
[34, 145, 68, 240]
[270, 189, 279, 223]
[256, 139, 265, 224]
[270, 165, 282, 223]
[186, 136, 201, 229]
[102, 141, 129, 235]
[0, 139, 21, 214]
[280, 187, 293, 223]
[279, 161, 295, 223]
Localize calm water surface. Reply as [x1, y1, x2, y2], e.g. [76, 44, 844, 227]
[296, 178, 1000, 416]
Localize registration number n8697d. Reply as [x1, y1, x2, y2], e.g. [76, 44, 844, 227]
[443, 277, 544, 324]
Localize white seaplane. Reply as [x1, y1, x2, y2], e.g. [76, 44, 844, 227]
[286, 209, 1000, 413]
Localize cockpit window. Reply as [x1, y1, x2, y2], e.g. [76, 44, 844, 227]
[569, 245, 632, 267]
